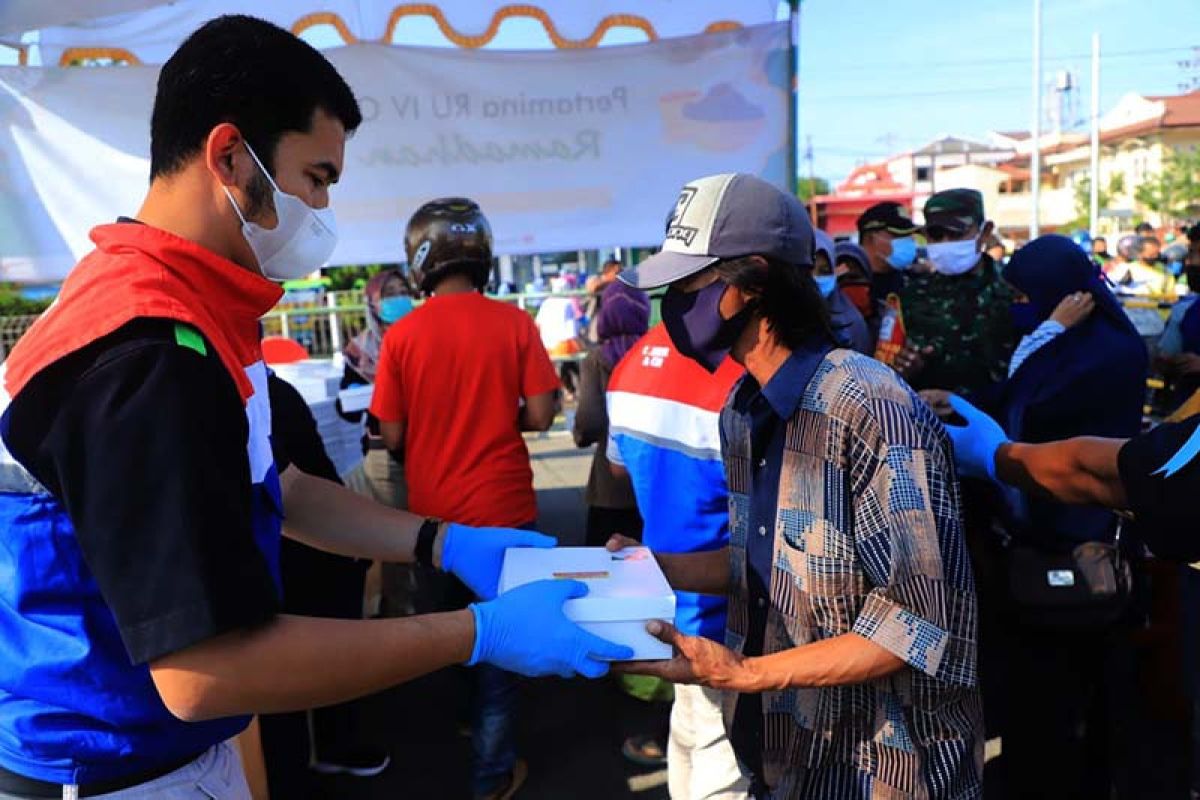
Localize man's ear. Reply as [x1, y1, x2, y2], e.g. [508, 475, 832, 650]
[205, 123, 245, 187]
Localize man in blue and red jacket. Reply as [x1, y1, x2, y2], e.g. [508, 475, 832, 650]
[0, 15, 625, 799]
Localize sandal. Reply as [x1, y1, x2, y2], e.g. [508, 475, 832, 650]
[621, 735, 667, 767]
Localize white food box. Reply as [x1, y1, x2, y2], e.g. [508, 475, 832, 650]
[498, 546, 675, 661]
[336, 383, 374, 413]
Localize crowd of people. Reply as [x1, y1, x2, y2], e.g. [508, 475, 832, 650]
[6, 12, 1200, 800]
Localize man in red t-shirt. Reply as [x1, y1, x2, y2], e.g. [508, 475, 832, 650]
[370, 197, 558, 800]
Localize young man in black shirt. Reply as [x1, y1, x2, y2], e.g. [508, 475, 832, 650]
[0, 16, 626, 799]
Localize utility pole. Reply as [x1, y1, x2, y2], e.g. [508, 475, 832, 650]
[1089, 33, 1101, 235]
[787, 0, 800, 195]
[1030, 0, 1043, 240]
[805, 135, 818, 224]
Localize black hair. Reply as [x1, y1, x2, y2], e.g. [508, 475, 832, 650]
[150, 15, 362, 180]
[714, 256, 835, 350]
[1094, 236, 1107, 245]
[1138, 236, 1161, 253]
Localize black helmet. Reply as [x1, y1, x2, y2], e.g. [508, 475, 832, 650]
[404, 197, 494, 294]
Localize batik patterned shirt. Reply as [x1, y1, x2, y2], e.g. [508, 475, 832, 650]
[720, 348, 984, 799]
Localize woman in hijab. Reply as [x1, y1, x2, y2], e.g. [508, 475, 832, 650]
[834, 240, 886, 349]
[572, 276, 651, 545]
[339, 269, 413, 508]
[814, 230, 871, 354]
[988, 235, 1148, 799]
[1155, 236, 1200, 411]
[338, 269, 414, 615]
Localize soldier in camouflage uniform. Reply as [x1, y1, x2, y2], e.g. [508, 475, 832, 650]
[897, 188, 1016, 397]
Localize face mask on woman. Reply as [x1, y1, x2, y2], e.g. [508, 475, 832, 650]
[813, 274, 838, 297]
[379, 295, 414, 324]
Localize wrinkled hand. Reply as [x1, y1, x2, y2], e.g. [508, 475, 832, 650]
[894, 344, 933, 382]
[441, 523, 555, 600]
[469, 579, 634, 678]
[1049, 291, 1095, 328]
[943, 394, 1009, 481]
[615, 621, 755, 691]
[918, 389, 955, 421]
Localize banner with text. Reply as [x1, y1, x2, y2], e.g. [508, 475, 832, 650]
[0, 22, 789, 281]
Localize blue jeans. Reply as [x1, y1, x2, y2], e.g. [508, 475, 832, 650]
[472, 662, 519, 796]
[433, 521, 536, 797]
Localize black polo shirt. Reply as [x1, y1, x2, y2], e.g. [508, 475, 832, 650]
[3, 317, 282, 664]
[1119, 415, 1200, 563]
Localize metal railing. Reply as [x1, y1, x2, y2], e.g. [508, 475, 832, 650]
[0, 290, 601, 362]
[0, 315, 41, 361]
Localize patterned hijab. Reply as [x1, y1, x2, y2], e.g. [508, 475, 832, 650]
[343, 269, 405, 382]
[596, 279, 651, 368]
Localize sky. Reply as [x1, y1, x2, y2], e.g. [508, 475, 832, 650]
[3, 0, 1196, 187]
[797, 0, 1199, 184]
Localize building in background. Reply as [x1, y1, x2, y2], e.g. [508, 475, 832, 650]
[817, 89, 1200, 242]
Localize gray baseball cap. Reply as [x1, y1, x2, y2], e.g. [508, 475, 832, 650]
[619, 173, 815, 289]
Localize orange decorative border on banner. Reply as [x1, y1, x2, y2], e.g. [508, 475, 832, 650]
[55, 5, 746, 63]
[292, 12, 360, 44]
[58, 47, 140, 65]
[381, 4, 743, 48]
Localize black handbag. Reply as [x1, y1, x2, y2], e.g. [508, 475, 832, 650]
[1006, 521, 1133, 630]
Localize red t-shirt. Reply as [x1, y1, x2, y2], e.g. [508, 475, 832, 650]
[370, 292, 560, 527]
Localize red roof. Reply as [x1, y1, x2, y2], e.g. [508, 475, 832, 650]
[1095, 90, 1200, 143]
[833, 162, 909, 196]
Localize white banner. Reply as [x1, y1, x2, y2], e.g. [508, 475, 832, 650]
[27, 0, 780, 64]
[0, 22, 790, 281]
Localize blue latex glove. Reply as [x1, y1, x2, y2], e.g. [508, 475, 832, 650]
[469, 579, 634, 678]
[945, 394, 1009, 481]
[441, 523, 555, 600]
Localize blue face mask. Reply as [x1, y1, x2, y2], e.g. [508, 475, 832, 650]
[813, 274, 838, 298]
[886, 236, 917, 270]
[379, 295, 414, 324]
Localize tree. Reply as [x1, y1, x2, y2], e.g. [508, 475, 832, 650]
[1066, 173, 1125, 232]
[796, 177, 830, 201]
[1135, 146, 1200, 224]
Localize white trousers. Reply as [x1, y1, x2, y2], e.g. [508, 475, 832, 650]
[668, 684, 752, 800]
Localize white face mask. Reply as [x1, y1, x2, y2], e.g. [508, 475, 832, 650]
[927, 237, 981, 276]
[223, 142, 338, 281]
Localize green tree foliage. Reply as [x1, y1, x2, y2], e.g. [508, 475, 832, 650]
[1135, 146, 1200, 223]
[796, 177, 831, 201]
[1067, 173, 1126, 231]
[0, 286, 52, 317]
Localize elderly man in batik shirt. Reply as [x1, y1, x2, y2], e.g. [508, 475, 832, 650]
[614, 172, 983, 800]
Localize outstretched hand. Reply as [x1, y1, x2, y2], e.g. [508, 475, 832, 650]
[615, 621, 758, 692]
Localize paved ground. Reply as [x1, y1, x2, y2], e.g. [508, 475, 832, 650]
[315, 427, 673, 800]
[311, 424, 1195, 799]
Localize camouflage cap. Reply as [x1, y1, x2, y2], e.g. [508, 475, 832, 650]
[923, 188, 985, 234]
